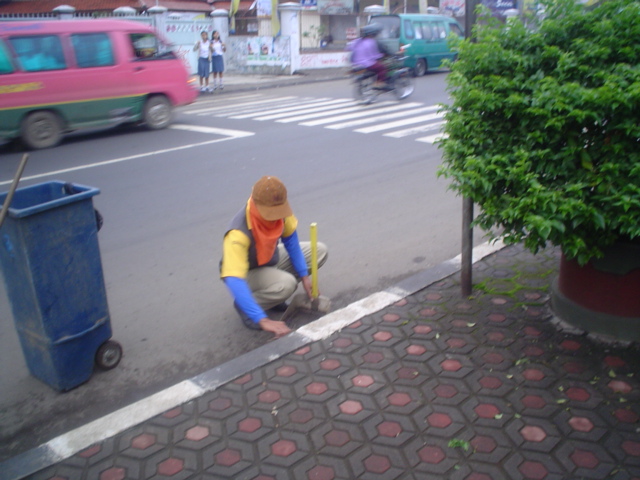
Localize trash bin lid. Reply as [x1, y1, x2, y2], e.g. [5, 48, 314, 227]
[0, 181, 100, 219]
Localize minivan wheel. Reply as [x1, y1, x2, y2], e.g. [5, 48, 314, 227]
[413, 59, 427, 77]
[21, 111, 63, 150]
[143, 95, 172, 130]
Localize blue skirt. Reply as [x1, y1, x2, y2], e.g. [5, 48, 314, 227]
[197, 57, 210, 77]
[211, 55, 224, 73]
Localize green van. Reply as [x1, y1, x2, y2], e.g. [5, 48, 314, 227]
[369, 14, 464, 76]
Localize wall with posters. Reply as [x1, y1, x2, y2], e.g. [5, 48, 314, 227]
[225, 35, 293, 73]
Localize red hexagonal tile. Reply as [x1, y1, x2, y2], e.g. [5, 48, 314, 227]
[362, 352, 385, 364]
[479, 376, 502, 390]
[238, 417, 262, 433]
[209, 397, 232, 411]
[373, 331, 393, 342]
[320, 359, 341, 371]
[383, 313, 401, 323]
[441, 359, 462, 372]
[425, 293, 442, 301]
[524, 346, 544, 357]
[518, 460, 547, 480]
[486, 331, 505, 342]
[258, 390, 281, 403]
[488, 313, 506, 323]
[520, 425, 547, 442]
[475, 403, 501, 419]
[608, 380, 633, 394]
[522, 395, 546, 409]
[78, 445, 101, 458]
[306, 382, 329, 395]
[483, 352, 504, 364]
[466, 474, 492, 480]
[434, 384, 458, 398]
[622, 440, 640, 457]
[276, 365, 297, 377]
[397, 367, 420, 379]
[447, 338, 467, 349]
[377, 421, 402, 437]
[324, 429, 350, 447]
[570, 449, 600, 469]
[272, 439, 297, 457]
[185, 425, 209, 442]
[100, 467, 125, 480]
[563, 361, 586, 374]
[131, 433, 156, 450]
[420, 308, 438, 317]
[522, 369, 545, 381]
[364, 454, 391, 474]
[388, 392, 412, 406]
[491, 297, 508, 305]
[294, 346, 311, 355]
[566, 387, 590, 402]
[157, 457, 184, 476]
[352, 375, 374, 388]
[307, 465, 335, 480]
[561, 339, 582, 351]
[233, 374, 252, 385]
[333, 338, 353, 348]
[339, 400, 363, 415]
[568, 416, 594, 433]
[414, 325, 433, 335]
[216, 448, 241, 466]
[418, 445, 445, 464]
[614, 408, 639, 423]
[470, 435, 496, 453]
[604, 356, 626, 368]
[524, 326, 542, 337]
[406, 344, 427, 355]
[290, 408, 314, 424]
[428, 412, 452, 428]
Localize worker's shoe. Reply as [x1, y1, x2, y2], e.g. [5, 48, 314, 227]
[269, 302, 289, 313]
[234, 302, 261, 331]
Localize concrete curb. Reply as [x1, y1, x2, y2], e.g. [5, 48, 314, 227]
[0, 239, 504, 480]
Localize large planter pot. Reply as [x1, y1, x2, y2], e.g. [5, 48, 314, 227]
[551, 240, 640, 341]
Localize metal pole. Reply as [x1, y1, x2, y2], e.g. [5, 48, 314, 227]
[461, 196, 473, 297]
[0, 153, 29, 229]
[460, 0, 477, 297]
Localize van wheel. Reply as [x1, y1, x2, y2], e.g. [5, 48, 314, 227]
[21, 111, 63, 150]
[143, 95, 172, 130]
[413, 59, 427, 77]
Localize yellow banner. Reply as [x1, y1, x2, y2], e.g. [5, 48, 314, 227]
[230, 0, 240, 17]
[271, 0, 280, 35]
[0, 82, 43, 94]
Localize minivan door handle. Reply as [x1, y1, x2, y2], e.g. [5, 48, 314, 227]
[134, 66, 144, 72]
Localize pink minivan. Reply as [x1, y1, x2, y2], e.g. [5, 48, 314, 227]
[0, 19, 198, 149]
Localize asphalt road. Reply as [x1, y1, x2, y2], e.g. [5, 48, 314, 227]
[0, 73, 489, 460]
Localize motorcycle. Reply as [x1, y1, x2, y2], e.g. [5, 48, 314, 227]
[351, 54, 414, 104]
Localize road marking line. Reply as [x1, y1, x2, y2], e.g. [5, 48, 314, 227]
[251, 99, 357, 121]
[300, 102, 412, 126]
[326, 105, 439, 130]
[187, 96, 298, 115]
[416, 132, 448, 143]
[0, 124, 254, 187]
[229, 98, 343, 119]
[355, 112, 443, 133]
[384, 121, 445, 138]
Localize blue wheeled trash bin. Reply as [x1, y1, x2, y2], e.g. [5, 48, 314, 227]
[0, 181, 122, 391]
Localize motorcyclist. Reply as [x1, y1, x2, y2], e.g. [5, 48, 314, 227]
[347, 24, 393, 89]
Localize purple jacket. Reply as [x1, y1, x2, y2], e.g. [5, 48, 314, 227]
[347, 37, 382, 68]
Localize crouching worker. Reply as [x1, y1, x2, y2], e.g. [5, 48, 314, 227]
[221, 176, 328, 338]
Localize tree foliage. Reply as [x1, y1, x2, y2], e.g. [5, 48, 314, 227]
[438, 0, 640, 265]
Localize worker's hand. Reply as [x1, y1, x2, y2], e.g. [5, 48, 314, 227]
[259, 318, 291, 338]
[301, 275, 315, 299]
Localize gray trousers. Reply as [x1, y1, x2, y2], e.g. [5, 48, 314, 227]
[247, 241, 328, 310]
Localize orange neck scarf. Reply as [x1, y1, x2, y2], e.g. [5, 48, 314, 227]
[248, 198, 284, 266]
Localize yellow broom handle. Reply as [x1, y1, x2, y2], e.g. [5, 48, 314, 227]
[310, 222, 318, 298]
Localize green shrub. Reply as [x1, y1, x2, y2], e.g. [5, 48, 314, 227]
[438, 0, 640, 265]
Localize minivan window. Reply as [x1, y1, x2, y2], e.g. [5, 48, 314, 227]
[434, 22, 447, 40]
[130, 33, 175, 61]
[449, 23, 463, 38]
[71, 33, 114, 68]
[404, 20, 415, 40]
[10, 35, 66, 72]
[0, 40, 14, 74]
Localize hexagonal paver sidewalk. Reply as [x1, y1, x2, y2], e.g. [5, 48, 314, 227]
[30, 245, 640, 480]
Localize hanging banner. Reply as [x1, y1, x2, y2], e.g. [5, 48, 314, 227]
[317, 0, 354, 15]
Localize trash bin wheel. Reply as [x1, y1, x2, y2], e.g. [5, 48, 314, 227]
[95, 340, 122, 370]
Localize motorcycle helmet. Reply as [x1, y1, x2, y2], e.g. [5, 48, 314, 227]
[361, 23, 382, 37]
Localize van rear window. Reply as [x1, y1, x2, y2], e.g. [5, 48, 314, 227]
[130, 33, 175, 61]
[71, 33, 114, 68]
[10, 35, 66, 72]
[0, 40, 14, 74]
